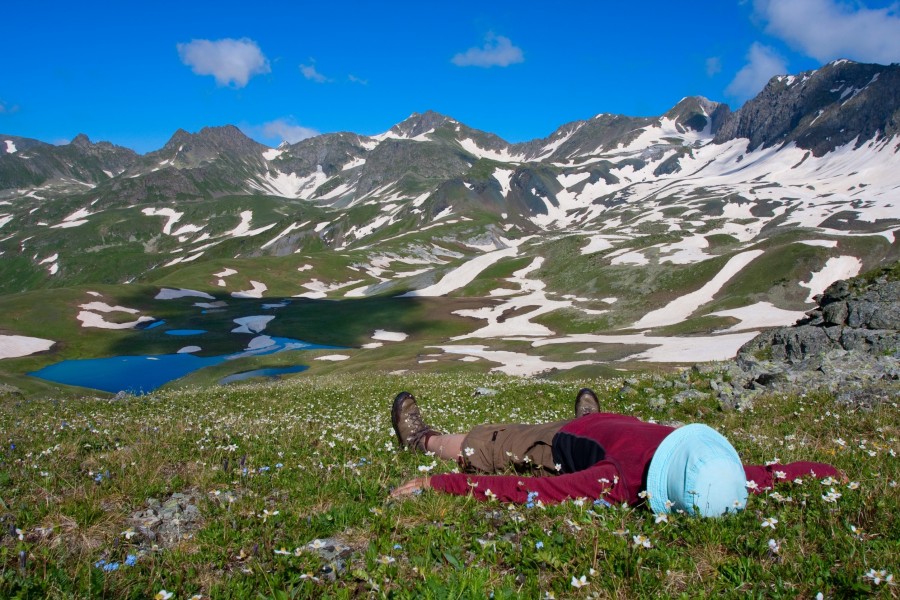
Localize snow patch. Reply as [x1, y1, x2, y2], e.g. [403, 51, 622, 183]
[155, 288, 215, 300]
[142, 208, 183, 235]
[710, 302, 807, 332]
[4, 140, 17, 154]
[177, 346, 201, 354]
[294, 278, 362, 299]
[493, 168, 514, 197]
[372, 330, 408, 341]
[262, 148, 282, 161]
[231, 281, 268, 299]
[799, 256, 862, 302]
[316, 354, 350, 361]
[401, 246, 519, 297]
[458, 138, 525, 163]
[0, 335, 54, 359]
[431, 345, 593, 377]
[228, 210, 277, 238]
[632, 250, 764, 329]
[797, 240, 839, 248]
[581, 236, 614, 255]
[533, 331, 760, 363]
[77, 311, 154, 330]
[231, 315, 275, 334]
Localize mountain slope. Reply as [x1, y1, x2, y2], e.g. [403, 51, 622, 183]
[0, 60, 898, 383]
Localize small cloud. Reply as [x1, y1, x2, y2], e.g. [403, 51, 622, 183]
[706, 56, 722, 77]
[347, 74, 368, 85]
[300, 60, 330, 83]
[0, 100, 20, 114]
[259, 118, 320, 144]
[452, 33, 524, 68]
[52, 138, 71, 146]
[755, 0, 900, 64]
[177, 38, 270, 88]
[726, 42, 788, 101]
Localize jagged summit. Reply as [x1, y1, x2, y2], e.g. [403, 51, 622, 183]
[664, 97, 731, 134]
[70, 133, 93, 147]
[714, 60, 900, 155]
[385, 110, 457, 139]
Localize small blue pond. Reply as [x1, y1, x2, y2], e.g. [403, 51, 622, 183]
[219, 366, 308, 385]
[165, 329, 207, 336]
[140, 320, 166, 330]
[29, 336, 340, 395]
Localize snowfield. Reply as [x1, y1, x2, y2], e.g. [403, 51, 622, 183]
[0, 335, 54, 359]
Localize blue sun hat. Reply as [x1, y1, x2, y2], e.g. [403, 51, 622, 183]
[646, 424, 748, 517]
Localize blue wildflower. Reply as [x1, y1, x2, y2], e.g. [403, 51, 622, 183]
[94, 559, 106, 568]
[535, 541, 544, 549]
[103, 562, 119, 572]
[125, 554, 137, 567]
[393, 543, 403, 550]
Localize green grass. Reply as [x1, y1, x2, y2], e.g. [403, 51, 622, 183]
[0, 373, 896, 598]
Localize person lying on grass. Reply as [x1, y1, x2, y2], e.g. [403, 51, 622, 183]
[389, 389, 843, 517]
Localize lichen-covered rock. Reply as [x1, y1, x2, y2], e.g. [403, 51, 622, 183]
[718, 264, 900, 409]
[128, 491, 203, 548]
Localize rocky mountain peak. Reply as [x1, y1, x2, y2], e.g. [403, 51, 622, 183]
[390, 110, 456, 138]
[70, 133, 92, 147]
[664, 97, 731, 134]
[714, 60, 900, 155]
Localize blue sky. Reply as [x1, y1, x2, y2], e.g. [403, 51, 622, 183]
[3, 0, 899, 153]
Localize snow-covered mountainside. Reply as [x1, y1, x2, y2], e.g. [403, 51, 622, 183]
[0, 60, 898, 376]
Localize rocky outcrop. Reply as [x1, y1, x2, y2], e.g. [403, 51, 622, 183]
[709, 264, 899, 409]
[713, 60, 900, 156]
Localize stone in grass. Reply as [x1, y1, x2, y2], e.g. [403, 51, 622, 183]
[128, 491, 203, 549]
[648, 396, 667, 410]
[0, 383, 22, 397]
[673, 389, 707, 404]
[472, 387, 498, 397]
[306, 537, 353, 581]
[619, 385, 638, 397]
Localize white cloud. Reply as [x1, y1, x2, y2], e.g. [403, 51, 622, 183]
[0, 100, 20, 114]
[755, 0, 900, 64]
[706, 56, 722, 76]
[177, 38, 270, 88]
[300, 62, 329, 83]
[260, 118, 320, 144]
[347, 74, 368, 85]
[452, 33, 524, 68]
[726, 42, 788, 100]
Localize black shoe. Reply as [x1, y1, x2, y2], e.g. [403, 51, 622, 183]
[391, 392, 440, 451]
[574, 388, 600, 418]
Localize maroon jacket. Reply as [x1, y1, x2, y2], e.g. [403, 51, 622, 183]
[430, 413, 841, 505]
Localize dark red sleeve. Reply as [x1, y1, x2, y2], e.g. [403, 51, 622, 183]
[430, 462, 626, 504]
[744, 461, 843, 493]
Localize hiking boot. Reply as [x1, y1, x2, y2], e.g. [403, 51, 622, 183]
[391, 392, 441, 451]
[574, 388, 600, 418]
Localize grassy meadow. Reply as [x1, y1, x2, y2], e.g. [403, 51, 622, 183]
[0, 372, 897, 598]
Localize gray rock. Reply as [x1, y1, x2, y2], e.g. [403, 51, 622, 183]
[673, 390, 707, 404]
[472, 387, 498, 397]
[129, 491, 203, 549]
[724, 267, 899, 409]
[649, 396, 667, 410]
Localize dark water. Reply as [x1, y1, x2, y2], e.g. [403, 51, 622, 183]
[29, 336, 339, 394]
[219, 366, 308, 385]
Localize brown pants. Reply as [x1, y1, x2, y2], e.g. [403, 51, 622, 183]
[457, 420, 569, 475]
